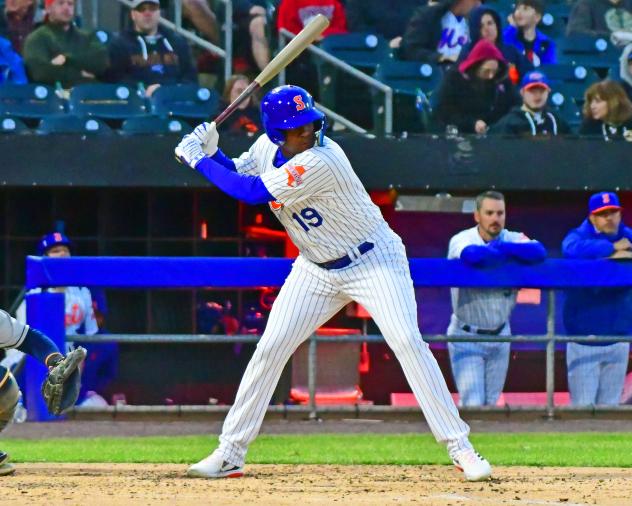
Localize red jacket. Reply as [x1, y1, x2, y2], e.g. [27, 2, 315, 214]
[276, 0, 348, 37]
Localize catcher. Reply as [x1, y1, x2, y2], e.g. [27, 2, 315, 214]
[0, 308, 85, 475]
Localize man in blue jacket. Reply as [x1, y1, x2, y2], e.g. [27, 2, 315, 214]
[562, 191, 632, 406]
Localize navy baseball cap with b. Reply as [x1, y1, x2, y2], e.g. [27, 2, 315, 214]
[520, 71, 550, 91]
[589, 191, 622, 215]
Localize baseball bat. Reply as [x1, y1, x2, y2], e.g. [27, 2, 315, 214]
[213, 14, 330, 126]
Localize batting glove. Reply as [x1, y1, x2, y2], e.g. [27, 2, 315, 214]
[192, 122, 219, 157]
[175, 134, 206, 169]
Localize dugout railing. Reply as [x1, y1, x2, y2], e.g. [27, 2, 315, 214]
[22, 256, 632, 421]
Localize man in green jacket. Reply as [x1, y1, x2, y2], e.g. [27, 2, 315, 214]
[23, 0, 108, 88]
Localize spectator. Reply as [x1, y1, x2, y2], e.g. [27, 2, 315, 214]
[162, 0, 220, 44]
[434, 39, 519, 134]
[0, 34, 27, 83]
[346, 0, 425, 49]
[218, 74, 262, 136]
[490, 71, 571, 137]
[567, 0, 632, 38]
[562, 191, 632, 406]
[107, 0, 196, 97]
[15, 232, 116, 407]
[22, 0, 109, 88]
[619, 43, 632, 100]
[0, 0, 43, 55]
[579, 80, 632, 140]
[400, 0, 479, 64]
[458, 5, 533, 84]
[276, 0, 348, 39]
[503, 0, 556, 68]
[231, 1, 270, 72]
[446, 190, 547, 407]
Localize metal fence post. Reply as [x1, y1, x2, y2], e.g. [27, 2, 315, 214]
[224, 0, 233, 84]
[174, 0, 182, 29]
[278, 31, 286, 85]
[308, 333, 318, 420]
[545, 290, 556, 420]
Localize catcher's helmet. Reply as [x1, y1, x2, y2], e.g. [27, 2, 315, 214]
[37, 232, 71, 256]
[260, 85, 325, 146]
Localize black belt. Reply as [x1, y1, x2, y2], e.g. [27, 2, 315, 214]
[461, 323, 506, 336]
[316, 242, 375, 270]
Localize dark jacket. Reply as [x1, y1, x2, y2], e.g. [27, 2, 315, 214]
[567, 0, 632, 37]
[106, 27, 196, 86]
[346, 0, 426, 40]
[459, 7, 533, 81]
[579, 116, 632, 140]
[503, 25, 556, 67]
[217, 100, 262, 136]
[0, 35, 27, 84]
[489, 106, 571, 137]
[562, 219, 632, 338]
[400, 0, 461, 62]
[434, 39, 520, 133]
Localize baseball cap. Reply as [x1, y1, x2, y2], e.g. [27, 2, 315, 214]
[130, 0, 160, 9]
[589, 191, 622, 215]
[521, 71, 550, 91]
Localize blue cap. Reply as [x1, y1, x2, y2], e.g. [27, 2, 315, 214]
[520, 70, 550, 91]
[37, 232, 71, 256]
[589, 191, 622, 215]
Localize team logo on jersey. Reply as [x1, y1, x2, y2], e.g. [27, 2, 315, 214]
[285, 165, 306, 187]
[269, 200, 284, 211]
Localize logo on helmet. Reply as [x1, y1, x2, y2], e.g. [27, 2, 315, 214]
[285, 165, 306, 187]
[293, 95, 306, 111]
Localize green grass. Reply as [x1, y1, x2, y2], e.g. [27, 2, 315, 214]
[2, 433, 632, 467]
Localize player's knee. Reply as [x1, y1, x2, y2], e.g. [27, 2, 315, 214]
[0, 366, 20, 433]
[387, 329, 427, 355]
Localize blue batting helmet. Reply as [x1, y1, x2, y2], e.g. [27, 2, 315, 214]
[37, 232, 71, 256]
[260, 85, 325, 146]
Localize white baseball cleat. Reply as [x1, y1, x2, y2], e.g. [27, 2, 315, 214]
[451, 448, 492, 481]
[187, 451, 244, 479]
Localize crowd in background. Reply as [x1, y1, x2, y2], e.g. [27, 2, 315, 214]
[0, 0, 631, 139]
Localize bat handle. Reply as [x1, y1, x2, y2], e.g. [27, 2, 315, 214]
[214, 81, 261, 126]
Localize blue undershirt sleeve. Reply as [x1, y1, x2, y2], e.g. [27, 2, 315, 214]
[211, 149, 236, 171]
[16, 327, 62, 366]
[495, 241, 548, 263]
[460, 244, 506, 266]
[195, 157, 274, 205]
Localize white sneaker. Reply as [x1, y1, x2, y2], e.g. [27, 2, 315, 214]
[451, 448, 492, 481]
[187, 451, 244, 479]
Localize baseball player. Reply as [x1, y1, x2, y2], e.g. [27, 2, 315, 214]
[563, 191, 632, 405]
[447, 191, 547, 406]
[0, 309, 86, 475]
[175, 84, 492, 481]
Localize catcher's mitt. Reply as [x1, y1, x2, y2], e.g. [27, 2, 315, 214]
[42, 347, 87, 415]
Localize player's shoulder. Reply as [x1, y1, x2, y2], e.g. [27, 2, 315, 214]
[450, 226, 479, 244]
[501, 229, 529, 243]
[297, 137, 349, 168]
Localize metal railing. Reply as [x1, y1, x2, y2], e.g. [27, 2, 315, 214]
[69, 289, 632, 420]
[278, 28, 393, 137]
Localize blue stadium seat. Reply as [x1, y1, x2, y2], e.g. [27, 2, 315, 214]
[150, 84, 219, 120]
[121, 116, 190, 135]
[540, 63, 599, 102]
[548, 91, 583, 129]
[556, 34, 619, 69]
[539, 7, 568, 39]
[319, 33, 390, 70]
[37, 115, 113, 135]
[69, 83, 147, 119]
[0, 84, 65, 119]
[0, 116, 29, 134]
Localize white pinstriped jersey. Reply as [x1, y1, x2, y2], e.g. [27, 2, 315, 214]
[233, 135, 384, 263]
[0, 309, 29, 349]
[448, 226, 528, 329]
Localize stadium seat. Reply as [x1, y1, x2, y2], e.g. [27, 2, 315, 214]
[539, 7, 568, 39]
[556, 34, 620, 69]
[149, 84, 220, 120]
[548, 91, 583, 129]
[540, 63, 599, 102]
[37, 115, 113, 135]
[121, 116, 190, 135]
[372, 59, 443, 133]
[0, 116, 29, 134]
[0, 84, 65, 119]
[319, 32, 390, 69]
[69, 83, 147, 119]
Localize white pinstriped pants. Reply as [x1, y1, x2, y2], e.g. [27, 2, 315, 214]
[218, 226, 470, 466]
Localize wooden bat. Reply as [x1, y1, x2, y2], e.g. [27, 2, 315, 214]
[214, 14, 330, 126]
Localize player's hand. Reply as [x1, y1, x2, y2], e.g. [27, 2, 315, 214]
[610, 250, 632, 259]
[192, 122, 219, 156]
[175, 134, 206, 169]
[613, 238, 632, 251]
